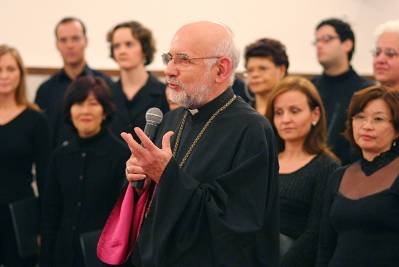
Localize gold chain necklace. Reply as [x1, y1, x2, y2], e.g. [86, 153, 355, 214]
[144, 95, 236, 219]
[172, 95, 236, 168]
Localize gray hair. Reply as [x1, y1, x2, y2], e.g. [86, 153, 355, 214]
[206, 22, 240, 84]
[375, 20, 399, 40]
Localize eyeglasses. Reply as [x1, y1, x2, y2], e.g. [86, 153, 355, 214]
[352, 113, 392, 126]
[312, 35, 339, 45]
[161, 52, 221, 66]
[371, 48, 399, 59]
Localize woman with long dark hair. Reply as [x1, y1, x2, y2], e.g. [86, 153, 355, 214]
[266, 76, 339, 267]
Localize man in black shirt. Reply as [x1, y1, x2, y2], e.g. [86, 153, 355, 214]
[312, 18, 374, 164]
[35, 17, 112, 147]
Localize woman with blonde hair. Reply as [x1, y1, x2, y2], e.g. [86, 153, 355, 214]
[265, 76, 339, 267]
[0, 44, 50, 266]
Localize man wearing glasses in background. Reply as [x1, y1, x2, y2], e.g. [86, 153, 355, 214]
[373, 20, 399, 92]
[312, 18, 374, 165]
[98, 21, 279, 267]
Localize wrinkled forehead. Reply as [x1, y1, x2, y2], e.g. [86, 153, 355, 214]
[169, 31, 211, 57]
[377, 32, 399, 47]
[169, 22, 228, 56]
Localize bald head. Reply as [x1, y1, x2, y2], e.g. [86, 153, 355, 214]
[164, 21, 239, 108]
[171, 21, 239, 72]
[174, 22, 229, 51]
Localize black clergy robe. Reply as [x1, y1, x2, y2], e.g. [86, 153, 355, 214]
[130, 87, 279, 267]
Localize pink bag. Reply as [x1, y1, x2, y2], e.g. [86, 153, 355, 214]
[97, 185, 149, 265]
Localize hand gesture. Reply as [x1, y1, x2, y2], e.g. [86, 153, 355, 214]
[121, 127, 174, 184]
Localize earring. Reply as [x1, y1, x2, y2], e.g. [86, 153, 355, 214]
[393, 140, 397, 147]
[312, 121, 317, 126]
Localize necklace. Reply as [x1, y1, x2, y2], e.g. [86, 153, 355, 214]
[172, 95, 236, 168]
[144, 94, 236, 219]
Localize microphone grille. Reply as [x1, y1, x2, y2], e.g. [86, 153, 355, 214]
[145, 107, 163, 125]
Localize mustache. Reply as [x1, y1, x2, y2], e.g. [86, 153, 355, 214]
[165, 78, 182, 86]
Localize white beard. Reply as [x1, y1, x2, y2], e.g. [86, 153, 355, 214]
[167, 72, 212, 109]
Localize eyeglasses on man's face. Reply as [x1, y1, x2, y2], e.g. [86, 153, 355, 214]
[312, 35, 339, 45]
[371, 47, 399, 59]
[161, 52, 221, 66]
[352, 113, 392, 126]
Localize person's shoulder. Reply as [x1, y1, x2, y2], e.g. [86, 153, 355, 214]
[317, 153, 339, 166]
[231, 98, 269, 125]
[146, 74, 166, 92]
[311, 74, 322, 85]
[148, 73, 165, 85]
[162, 107, 186, 122]
[92, 70, 114, 85]
[350, 69, 376, 89]
[358, 77, 375, 89]
[107, 132, 130, 154]
[90, 68, 110, 78]
[227, 100, 276, 142]
[24, 107, 47, 122]
[109, 79, 122, 93]
[325, 164, 350, 189]
[37, 70, 63, 92]
[313, 153, 341, 174]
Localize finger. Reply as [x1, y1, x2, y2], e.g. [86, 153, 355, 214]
[121, 131, 146, 157]
[134, 127, 157, 151]
[126, 156, 139, 167]
[126, 173, 146, 182]
[126, 165, 145, 175]
[162, 131, 174, 151]
[120, 132, 136, 152]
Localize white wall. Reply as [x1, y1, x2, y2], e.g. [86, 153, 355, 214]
[2, 0, 399, 100]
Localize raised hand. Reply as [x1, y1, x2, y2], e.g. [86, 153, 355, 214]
[121, 127, 174, 184]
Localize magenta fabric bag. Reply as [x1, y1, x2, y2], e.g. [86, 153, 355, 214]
[97, 185, 149, 265]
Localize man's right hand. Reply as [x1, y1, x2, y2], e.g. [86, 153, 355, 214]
[125, 155, 151, 192]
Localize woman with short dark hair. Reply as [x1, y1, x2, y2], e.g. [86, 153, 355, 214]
[40, 76, 130, 267]
[317, 86, 399, 267]
[106, 21, 169, 139]
[244, 38, 289, 114]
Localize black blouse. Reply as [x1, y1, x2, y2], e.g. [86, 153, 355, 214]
[109, 74, 169, 140]
[317, 146, 399, 267]
[0, 108, 50, 202]
[280, 153, 339, 267]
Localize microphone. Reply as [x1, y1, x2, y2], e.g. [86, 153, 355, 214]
[132, 107, 163, 189]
